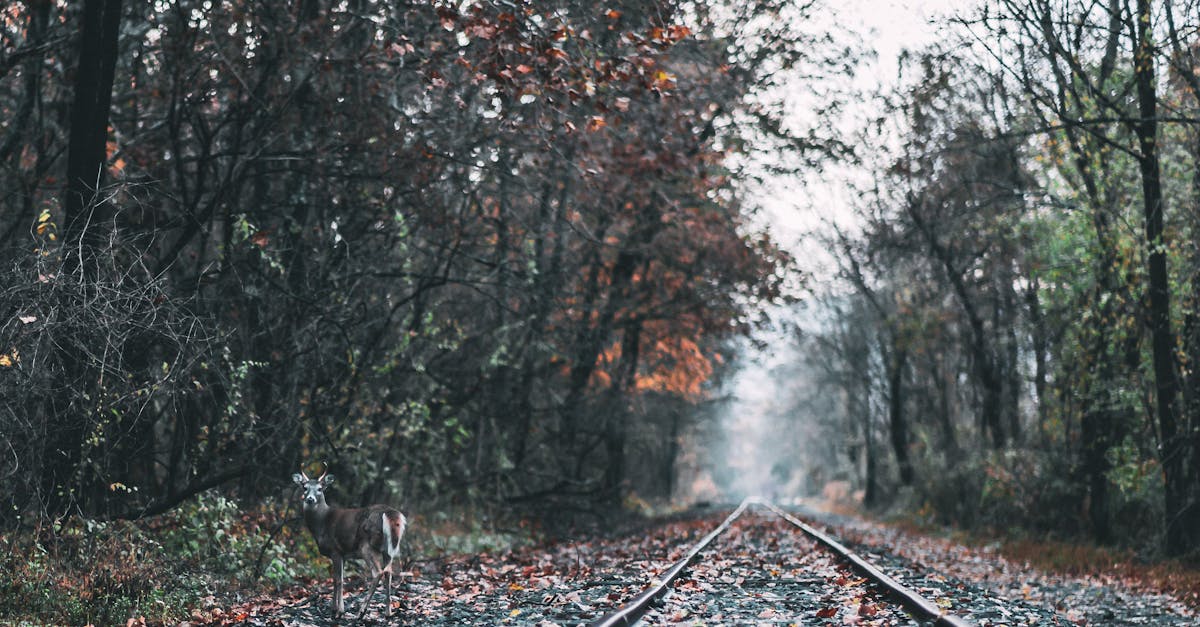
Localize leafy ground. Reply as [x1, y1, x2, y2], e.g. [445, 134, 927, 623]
[815, 504, 1200, 626]
[181, 503, 1198, 626]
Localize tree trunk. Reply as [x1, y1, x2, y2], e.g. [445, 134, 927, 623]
[1186, 132, 1200, 554]
[887, 342, 913, 485]
[40, 0, 124, 516]
[603, 320, 642, 498]
[1134, 0, 1189, 555]
[1081, 369, 1113, 544]
[62, 0, 124, 269]
[1025, 276, 1049, 446]
[1001, 265, 1022, 444]
[1165, 0, 1200, 541]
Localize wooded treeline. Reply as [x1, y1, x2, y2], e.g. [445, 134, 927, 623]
[0, 0, 844, 526]
[812, 0, 1200, 556]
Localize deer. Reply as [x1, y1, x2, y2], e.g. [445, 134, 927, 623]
[292, 468, 407, 620]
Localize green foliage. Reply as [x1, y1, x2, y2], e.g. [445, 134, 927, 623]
[0, 492, 329, 626]
[0, 520, 203, 626]
[911, 441, 1168, 550]
[1105, 437, 1165, 538]
[158, 491, 323, 588]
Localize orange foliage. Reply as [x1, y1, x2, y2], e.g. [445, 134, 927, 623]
[635, 336, 712, 398]
[592, 331, 714, 399]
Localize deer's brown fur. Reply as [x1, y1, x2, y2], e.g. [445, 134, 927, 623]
[294, 471, 406, 618]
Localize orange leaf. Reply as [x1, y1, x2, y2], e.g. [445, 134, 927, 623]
[668, 25, 692, 40]
[816, 607, 838, 618]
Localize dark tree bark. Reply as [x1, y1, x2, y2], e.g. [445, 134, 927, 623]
[1025, 276, 1049, 446]
[1133, 0, 1189, 554]
[1164, 0, 1200, 556]
[39, 0, 124, 517]
[931, 353, 958, 453]
[862, 397, 878, 507]
[887, 342, 913, 485]
[602, 319, 643, 497]
[61, 0, 123, 268]
[1000, 263, 1022, 445]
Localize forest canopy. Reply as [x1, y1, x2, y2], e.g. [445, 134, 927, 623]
[0, 0, 844, 526]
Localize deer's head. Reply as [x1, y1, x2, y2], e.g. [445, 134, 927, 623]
[292, 469, 334, 506]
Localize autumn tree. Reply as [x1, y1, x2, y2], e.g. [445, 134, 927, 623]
[0, 0, 844, 526]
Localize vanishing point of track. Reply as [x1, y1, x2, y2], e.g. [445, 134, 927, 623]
[588, 497, 974, 627]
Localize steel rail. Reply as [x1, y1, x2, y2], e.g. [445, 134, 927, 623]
[587, 497, 754, 627]
[589, 497, 975, 627]
[759, 499, 975, 627]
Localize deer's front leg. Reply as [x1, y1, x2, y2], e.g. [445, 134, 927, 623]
[332, 555, 345, 617]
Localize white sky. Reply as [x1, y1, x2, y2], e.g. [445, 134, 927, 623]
[844, 0, 962, 80]
[753, 0, 967, 261]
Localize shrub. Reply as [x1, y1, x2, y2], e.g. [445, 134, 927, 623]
[0, 519, 201, 625]
[0, 491, 323, 626]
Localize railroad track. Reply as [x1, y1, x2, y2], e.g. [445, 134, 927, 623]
[199, 496, 1192, 625]
[589, 497, 974, 627]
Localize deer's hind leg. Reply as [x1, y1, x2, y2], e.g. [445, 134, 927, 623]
[384, 568, 393, 617]
[356, 549, 387, 620]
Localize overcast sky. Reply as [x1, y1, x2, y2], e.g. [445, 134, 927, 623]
[753, 0, 967, 261]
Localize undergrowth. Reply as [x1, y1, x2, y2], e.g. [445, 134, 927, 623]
[0, 492, 536, 626]
[0, 492, 322, 626]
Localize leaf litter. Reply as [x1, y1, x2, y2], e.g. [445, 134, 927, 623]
[184, 505, 1197, 626]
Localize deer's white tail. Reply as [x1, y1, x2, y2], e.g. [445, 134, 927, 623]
[381, 511, 405, 558]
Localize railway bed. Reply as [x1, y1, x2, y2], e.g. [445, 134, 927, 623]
[192, 500, 1195, 626]
[591, 497, 972, 626]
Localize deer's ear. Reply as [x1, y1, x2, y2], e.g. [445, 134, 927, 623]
[321, 474, 335, 487]
[292, 473, 306, 486]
